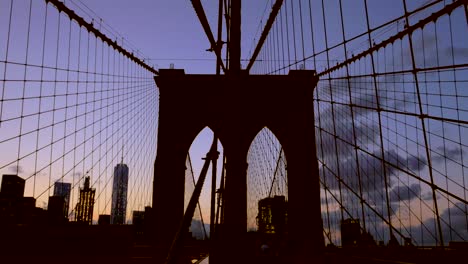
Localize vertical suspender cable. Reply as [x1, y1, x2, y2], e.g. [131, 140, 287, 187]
[60, 15, 72, 212]
[82, 25, 91, 191]
[321, 0, 345, 227]
[290, 0, 298, 69]
[400, 0, 443, 246]
[33, 3, 49, 198]
[338, 0, 367, 231]
[0, 0, 13, 129]
[48, 7, 62, 198]
[71, 25, 83, 219]
[308, 0, 333, 244]
[363, 0, 394, 242]
[17, 0, 33, 174]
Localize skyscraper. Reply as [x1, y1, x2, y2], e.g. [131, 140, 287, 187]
[75, 177, 95, 224]
[111, 163, 129, 224]
[0, 174, 25, 198]
[53, 181, 71, 218]
[257, 195, 288, 235]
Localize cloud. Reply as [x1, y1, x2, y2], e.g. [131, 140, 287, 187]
[432, 146, 465, 164]
[409, 33, 468, 70]
[438, 203, 468, 242]
[421, 191, 434, 201]
[316, 72, 418, 162]
[365, 203, 399, 223]
[320, 202, 468, 246]
[321, 197, 331, 205]
[315, 31, 468, 247]
[448, 47, 468, 57]
[386, 149, 427, 173]
[389, 184, 421, 203]
[8, 165, 24, 174]
[317, 120, 380, 159]
[321, 203, 399, 231]
[191, 219, 209, 240]
[321, 209, 342, 229]
[316, 32, 465, 168]
[317, 78, 379, 159]
[408, 202, 468, 245]
[322, 149, 426, 194]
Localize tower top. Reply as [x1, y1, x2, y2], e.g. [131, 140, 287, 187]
[121, 144, 124, 164]
[84, 176, 90, 190]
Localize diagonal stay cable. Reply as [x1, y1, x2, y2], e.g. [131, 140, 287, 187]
[318, 0, 468, 77]
[268, 146, 283, 197]
[190, 0, 227, 72]
[187, 153, 208, 239]
[165, 139, 219, 264]
[246, 0, 283, 73]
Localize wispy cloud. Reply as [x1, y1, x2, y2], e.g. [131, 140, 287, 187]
[8, 165, 24, 174]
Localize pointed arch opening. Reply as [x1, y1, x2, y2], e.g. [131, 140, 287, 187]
[246, 127, 288, 233]
[186, 126, 224, 240]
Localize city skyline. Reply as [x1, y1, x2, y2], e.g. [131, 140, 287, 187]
[0, 0, 466, 249]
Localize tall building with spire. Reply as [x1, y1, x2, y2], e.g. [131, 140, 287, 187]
[75, 176, 95, 224]
[111, 161, 129, 224]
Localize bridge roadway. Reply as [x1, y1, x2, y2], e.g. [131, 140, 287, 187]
[1, 242, 466, 264]
[193, 247, 465, 264]
[1, 221, 466, 263]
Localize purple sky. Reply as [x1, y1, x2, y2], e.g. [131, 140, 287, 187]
[0, 0, 467, 244]
[73, 0, 271, 73]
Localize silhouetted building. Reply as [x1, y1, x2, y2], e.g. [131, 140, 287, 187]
[48, 196, 67, 225]
[341, 218, 361, 246]
[132, 206, 154, 243]
[133, 210, 145, 238]
[360, 230, 377, 246]
[53, 181, 71, 218]
[0, 174, 25, 198]
[256, 195, 288, 235]
[132, 210, 145, 226]
[0, 174, 46, 226]
[449, 241, 468, 249]
[388, 233, 400, 247]
[98, 214, 111, 225]
[74, 177, 95, 224]
[2, 196, 40, 226]
[111, 163, 129, 224]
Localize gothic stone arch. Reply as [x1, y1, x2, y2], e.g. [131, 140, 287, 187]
[152, 69, 322, 262]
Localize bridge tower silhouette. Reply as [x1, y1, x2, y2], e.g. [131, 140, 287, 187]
[152, 68, 322, 263]
[1, 0, 468, 263]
